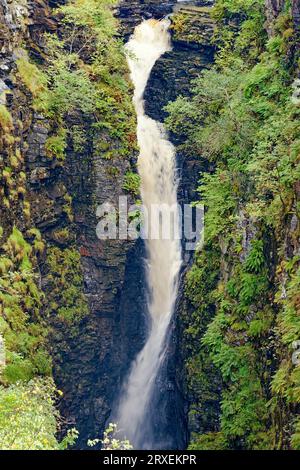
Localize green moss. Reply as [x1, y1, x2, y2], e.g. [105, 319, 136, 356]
[0, 227, 51, 386]
[51, 228, 72, 245]
[45, 128, 67, 161]
[46, 247, 88, 328]
[3, 356, 36, 383]
[16, 55, 49, 112]
[171, 8, 214, 45]
[0, 105, 13, 132]
[122, 172, 140, 196]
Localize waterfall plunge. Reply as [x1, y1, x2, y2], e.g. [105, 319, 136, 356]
[114, 19, 182, 449]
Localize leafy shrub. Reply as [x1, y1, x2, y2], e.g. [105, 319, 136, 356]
[122, 172, 140, 196]
[0, 378, 59, 450]
[88, 423, 133, 450]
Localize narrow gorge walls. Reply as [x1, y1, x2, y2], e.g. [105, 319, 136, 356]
[3, 0, 299, 453]
[0, 0, 147, 448]
[166, 0, 300, 450]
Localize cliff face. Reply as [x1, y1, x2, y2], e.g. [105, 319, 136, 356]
[265, 0, 300, 33]
[165, 0, 300, 450]
[0, 0, 147, 448]
[49, 105, 147, 447]
[1, 0, 207, 449]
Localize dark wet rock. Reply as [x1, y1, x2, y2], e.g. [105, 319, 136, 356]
[0, 0, 146, 449]
[115, 0, 176, 38]
[265, 0, 300, 34]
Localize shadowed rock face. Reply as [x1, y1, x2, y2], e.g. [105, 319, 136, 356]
[116, 0, 215, 38]
[115, 0, 176, 38]
[265, 0, 300, 33]
[49, 114, 148, 447]
[293, 0, 300, 28]
[0, 0, 147, 448]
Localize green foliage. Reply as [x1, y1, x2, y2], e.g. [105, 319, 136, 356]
[12, 0, 137, 166]
[203, 312, 272, 448]
[88, 423, 133, 450]
[270, 257, 300, 444]
[183, 245, 222, 441]
[211, 0, 267, 65]
[46, 247, 88, 327]
[0, 378, 77, 450]
[0, 378, 59, 449]
[45, 51, 97, 117]
[199, 170, 237, 242]
[41, 0, 136, 161]
[166, 0, 299, 449]
[291, 418, 300, 450]
[45, 128, 67, 161]
[244, 239, 265, 273]
[189, 432, 227, 450]
[122, 172, 140, 196]
[0, 105, 13, 132]
[277, 261, 300, 345]
[0, 227, 51, 385]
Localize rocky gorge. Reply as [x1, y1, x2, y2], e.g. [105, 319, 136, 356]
[0, 0, 300, 451]
[0, 0, 215, 449]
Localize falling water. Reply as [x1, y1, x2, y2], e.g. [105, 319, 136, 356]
[114, 19, 182, 449]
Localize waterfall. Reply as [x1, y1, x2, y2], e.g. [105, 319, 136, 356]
[113, 19, 182, 449]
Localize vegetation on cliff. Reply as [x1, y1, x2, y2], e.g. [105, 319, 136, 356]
[1, 0, 299, 452]
[167, 0, 300, 450]
[0, 0, 136, 450]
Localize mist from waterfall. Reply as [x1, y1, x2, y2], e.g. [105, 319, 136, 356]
[113, 19, 182, 449]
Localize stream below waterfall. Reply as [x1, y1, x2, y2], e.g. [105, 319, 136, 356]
[112, 19, 182, 449]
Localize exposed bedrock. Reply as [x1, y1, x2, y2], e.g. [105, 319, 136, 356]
[0, 0, 149, 448]
[50, 126, 148, 447]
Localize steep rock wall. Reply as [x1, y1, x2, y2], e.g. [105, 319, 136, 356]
[265, 0, 300, 34]
[0, 0, 147, 448]
[115, 0, 176, 38]
[168, 0, 300, 450]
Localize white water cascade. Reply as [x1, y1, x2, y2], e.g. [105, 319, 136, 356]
[114, 19, 182, 448]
